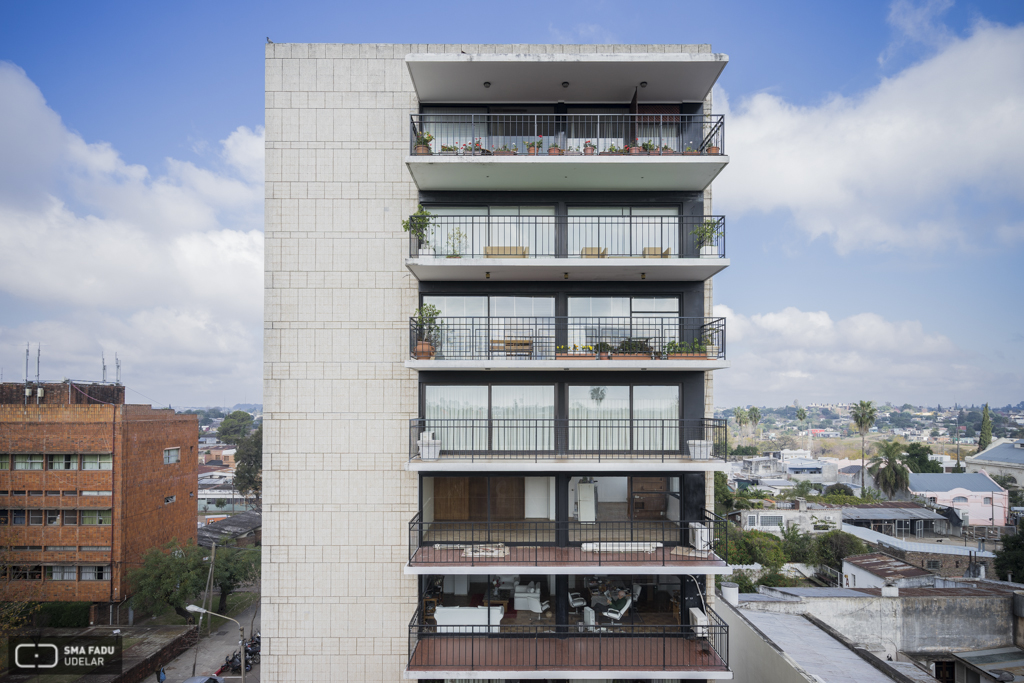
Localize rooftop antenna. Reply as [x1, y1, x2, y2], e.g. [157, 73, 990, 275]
[115, 354, 121, 384]
[35, 345, 41, 405]
[102, 353, 107, 383]
[24, 344, 29, 405]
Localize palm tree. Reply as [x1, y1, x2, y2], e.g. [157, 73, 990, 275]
[748, 407, 762, 441]
[851, 400, 878, 489]
[734, 407, 748, 441]
[796, 406, 808, 451]
[868, 441, 911, 499]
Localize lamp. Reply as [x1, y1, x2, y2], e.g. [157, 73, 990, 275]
[483, 81, 491, 88]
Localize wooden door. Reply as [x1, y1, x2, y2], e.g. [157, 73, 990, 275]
[489, 477, 525, 521]
[468, 477, 488, 521]
[630, 477, 669, 520]
[434, 477, 469, 521]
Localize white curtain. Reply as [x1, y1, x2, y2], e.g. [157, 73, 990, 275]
[425, 386, 488, 452]
[633, 386, 680, 451]
[569, 386, 629, 451]
[492, 386, 555, 451]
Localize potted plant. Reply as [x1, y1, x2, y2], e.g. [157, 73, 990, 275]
[641, 139, 658, 154]
[629, 138, 644, 155]
[583, 140, 596, 156]
[493, 143, 517, 156]
[660, 144, 676, 155]
[445, 227, 467, 258]
[525, 136, 543, 155]
[593, 341, 614, 359]
[413, 304, 443, 359]
[547, 141, 562, 156]
[556, 344, 595, 360]
[665, 340, 707, 359]
[601, 144, 623, 156]
[683, 146, 699, 156]
[440, 144, 459, 155]
[414, 131, 434, 155]
[403, 204, 436, 257]
[691, 218, 723, 258]
[461, 138, 487, 155]
[615, 338, 654, 359]
[706, 145, 721, 154]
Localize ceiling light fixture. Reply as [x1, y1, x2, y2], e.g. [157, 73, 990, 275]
[640, 81, 648, 88]
[485, 272, 490, 279]
[641, 272, 646, 280]
[564, 272, 569, 280]
[484, 81, 491, 88]
[562, 81, 569, 88]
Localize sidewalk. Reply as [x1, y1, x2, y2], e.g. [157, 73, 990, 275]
[139, 600, 261, 683]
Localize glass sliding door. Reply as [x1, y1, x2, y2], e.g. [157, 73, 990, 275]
[567, 206, 679, 258]
[633, 386, 681, 451]
[489, 206, 556, 257]
[568, 385, 629, 452]
[425, 385, 488, 454]
[567, 296, 679, 356]
[423, 296, 488, 360]
[492, 386, 555, 453]
[427, 206, 487, 258]
[489, 296, 556, 359]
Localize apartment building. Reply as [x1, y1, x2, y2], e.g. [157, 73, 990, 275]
[0, 381, 198, 611]
[265, 42, 734, 681]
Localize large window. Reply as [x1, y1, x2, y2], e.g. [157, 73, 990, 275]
[568, 385, 680, 451]
[81, 454, 112, 471]
[163, 448, 180, 464]
[424, 385, 555, 453]
[425, 205, 557, 258]
[48, 454, 76, 470]
[567, 297, 680, 355]
[80, 565, 111, 581]
[568, 206, 679, 258]
[423, 296, 557, 359]
[13, 454, 44, 470]
[80, 510, 112, 526]
[46, 566, 77, 581]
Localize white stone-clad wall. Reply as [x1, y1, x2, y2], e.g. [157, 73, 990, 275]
[265, 42, 716, 682]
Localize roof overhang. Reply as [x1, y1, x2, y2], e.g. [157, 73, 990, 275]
[406, 52, 728, 104]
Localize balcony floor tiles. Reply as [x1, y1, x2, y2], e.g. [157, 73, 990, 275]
[406, 634, 729, 678]
[408, 544, 727, 572]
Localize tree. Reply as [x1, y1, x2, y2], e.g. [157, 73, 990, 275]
[825, 483, 854, 497]
[734, 407, 748, 437]
[813, 530, 868, 570]
[234, 425, 263, 508]
[729, 445, 759, 456]
[736, 530, 787, 572]
[851, 400, 878, 489]
[748, 407, 762, 440]
[868, 442, 911, 499]
[977, 404, 993, 453]
[903, 443, 942, 473]
[213, 546, 261, 614]
[214, 499, 228, 509]
[218, 410, 255, 442]
[780, 525, 815, 564]
[714, 472, 734, 511]
[796, 407, 807, 425]
[128, 540, 209, 621]
[994, 529, 1024, 581]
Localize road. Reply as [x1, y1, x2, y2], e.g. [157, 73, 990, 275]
[139, 599, 261, 683]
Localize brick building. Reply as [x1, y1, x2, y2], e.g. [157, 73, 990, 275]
[0, 381, 198, 609]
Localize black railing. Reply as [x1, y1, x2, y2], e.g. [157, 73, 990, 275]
[409, 418, 727, 461]
[408, 509, 728, 566]
[407, 607, 729, 672]
[409, 214, 725, 259]
[409, 316, 726, 361]
[410, 114, 725, 156]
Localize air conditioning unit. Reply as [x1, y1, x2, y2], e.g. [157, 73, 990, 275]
[689, 522, 711, 552]
[689, 607, 708, 638]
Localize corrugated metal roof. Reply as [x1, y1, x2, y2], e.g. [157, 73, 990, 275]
[970, 440, 1024, 465]
[841, 524, 996, 557]
[908, 472, 1005, 493]
[843, 552, 933, 579]
[842, 507, 945, 521]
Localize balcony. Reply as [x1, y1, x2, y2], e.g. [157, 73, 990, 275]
[409, 418, 727, 463]
[406, 608, 730, 679]
[406, 214, 727, 282]
[408, 316, 726, 371]
[407, 511, 729, 573]
[407, 114, 727, 192]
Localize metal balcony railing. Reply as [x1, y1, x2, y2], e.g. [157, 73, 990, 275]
[409, 214, 725, 259]
[410, 114, 725, 156]
[409, 417, 728, 462]
[407, 607, 729, 673]
[408, 509, 729, 566]
[409, 316, 726, 361]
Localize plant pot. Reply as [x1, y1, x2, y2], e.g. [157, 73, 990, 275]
[446, 255, 461, 259]
[584, 147, 596, 156]
[629, 146, 644, 155]
[528, 147, 538, 155]
[414, 341, 435, 360]
[706, 146, 720, 154]
[494, 150, 515, 156]
[683, 150, 700, 156]
[548, 147, 563, 156]
[415, 145, 431, 155]
[667, 353, 707, 360]
[615, 353, 651, 359]
[556, 353, 594, 360]
[418, 247, 435, 257]
[660, 149, 676, 155]
[699, 245, 719, 258]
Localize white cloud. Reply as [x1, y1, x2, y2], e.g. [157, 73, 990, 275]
[714, 305, 1020, 407]
[879, 0, 954, 64]
[0, 62, 264, 406]
[716, 21, 1024, 253]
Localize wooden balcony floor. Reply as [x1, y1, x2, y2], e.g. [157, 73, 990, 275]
[408, 633, 728, 673]
[410, 544, 725, 568]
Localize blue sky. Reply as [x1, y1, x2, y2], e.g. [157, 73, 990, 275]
[0, 0, 1022, 408]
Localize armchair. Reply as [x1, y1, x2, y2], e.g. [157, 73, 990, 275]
[603, 597, 632, 622]
[568, 591, 586, 614]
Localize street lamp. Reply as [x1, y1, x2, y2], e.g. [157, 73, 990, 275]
[187, 604, 245, 683]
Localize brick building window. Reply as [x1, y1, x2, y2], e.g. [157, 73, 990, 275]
[164, 495, 176, 504]
[80, 565, 111, 581]
[46, 491, 60, 497]
[13, 566, 42, 580]
[0, 510, 7, 524]
[12, 510, 26, 525]
[62, 510, 77, 525]
[79, 546, 111, 551]
[48, 454, 76, 470]
[81, 491, 112, 496]
[81, 454, 112, 471]
[46, 510, 60, 525]
[28, 510, 43, 526]
[46, 546, 75, 551]
[163, 448, 181, 464]
[13, 546, 42, 550]
[80, 510, 112, 526]
[62, 491, 76, 498]
[29, 490, 42, 497]
[45, 566, 77, 581]
[926, 560, 941, 570]
[13, 455, 44, 470]
[0, 455, 8, 470]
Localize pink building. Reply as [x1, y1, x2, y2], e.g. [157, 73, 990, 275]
[907, 472, 1008, 526]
